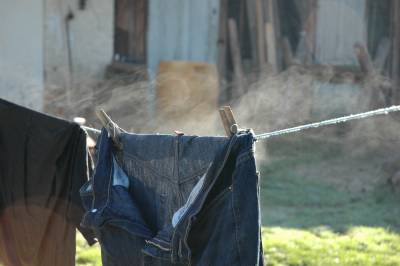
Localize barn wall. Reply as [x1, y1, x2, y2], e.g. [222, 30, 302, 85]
[44, 0, 114, 90]
[315, 0, 367, 65]
[146, 0, 220, 76]
[0, 0, 44, 110]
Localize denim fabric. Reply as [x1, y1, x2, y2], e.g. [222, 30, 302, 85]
[144, 131, 264, 266]
[172, 174, 206, 227]
[117, 133, 229, 266]
[81, 128, 263, 265]
[81, 129, 230, 265]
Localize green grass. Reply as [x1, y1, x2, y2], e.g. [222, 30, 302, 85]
[261, 171, 400, 265]
[76, 233, 101, 266]
[76, 135, 400, 265]
[261, 135, 400, 265]
[263, 227, 400, 266]
[261, 159, 400, 232]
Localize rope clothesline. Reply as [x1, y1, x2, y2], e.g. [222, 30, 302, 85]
[255, 105, 400, 140]
[80, 105, 400, 140]
[81, 125, 101, 134]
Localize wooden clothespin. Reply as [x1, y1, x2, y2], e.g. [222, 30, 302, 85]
[95, 109, 123, 149]
[219, 106, 241, 137]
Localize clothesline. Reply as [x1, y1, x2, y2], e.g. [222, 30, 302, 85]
[255, 105, 400, 140]
[81, 125, 101, 134]
[80, 105, 400, 140]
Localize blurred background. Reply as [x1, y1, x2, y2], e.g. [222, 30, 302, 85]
[1, 0, 400, 265]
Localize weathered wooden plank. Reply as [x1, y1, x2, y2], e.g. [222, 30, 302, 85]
[228, 19, 245, 95]
[255, 0, 266, 70]
[354, 42, 374, 75]
[265, 23, 277, 71]
[282, 37, 294, 68]
[131, 0, 147, 62]
[373, 37, 390, 73]
[392, 0, 400, 102]
[115, 0, 147, 63]
[272, 0, 282, 71]
[217, 0, 228, 80]
[246, 0, 258, 68]
[306, 0, 318, 59]
[265, 0, 278, 72]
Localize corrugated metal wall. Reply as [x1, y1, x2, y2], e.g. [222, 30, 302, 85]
[146, 0, 220, 76]
[315, 0, 367, 66]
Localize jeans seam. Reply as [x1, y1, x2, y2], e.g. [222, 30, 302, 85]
[91, 133, 106, 210]
[178, 167, 209, 184]
[231, 183, 243, 265]
[193, 189, 232, 224]
[145, 240, 171, 251]
[173, 135, 237, 264]
[122, 152, 206, 185]
[236, 149, 253, 166]
[98, 158, 113, 213]
[122, 152, 174, 180]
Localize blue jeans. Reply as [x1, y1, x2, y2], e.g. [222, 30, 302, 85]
[80, 129, 263, 265]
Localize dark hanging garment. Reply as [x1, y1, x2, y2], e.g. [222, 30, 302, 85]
[0, 99, 95, 266]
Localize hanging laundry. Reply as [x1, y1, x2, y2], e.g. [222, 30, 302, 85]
[0, 99, 95, 266]
[81, 128, 263, 265]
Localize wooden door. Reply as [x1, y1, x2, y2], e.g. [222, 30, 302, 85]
[114, 0, 148, 64]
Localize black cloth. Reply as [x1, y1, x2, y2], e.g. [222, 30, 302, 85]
[0, 99, 95, 266]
